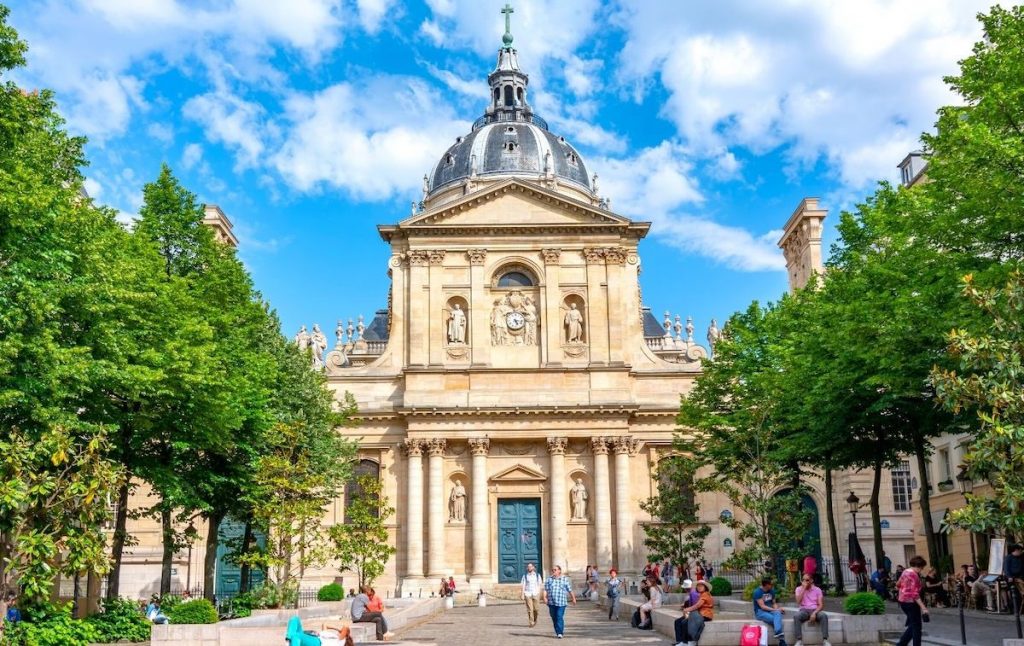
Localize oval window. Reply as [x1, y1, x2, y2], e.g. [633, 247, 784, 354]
[498, 271, 533, 287]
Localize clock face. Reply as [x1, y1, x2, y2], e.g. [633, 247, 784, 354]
[506, 311, 526, 331]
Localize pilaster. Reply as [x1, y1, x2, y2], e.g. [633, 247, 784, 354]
[468, 249, 490, 366]
[541, 248, 562, 366]
[591, 437, 613, 571]
[547, 436, 568, 569]
[426, 438, 447, 577]
[612, 436, 640, 571]
[402, 439, 424, 585]
[584, 248, 610, 364]
[407, 250, 430, 366]
[469, 438, 491, 582]
[428, 250, 446, 365]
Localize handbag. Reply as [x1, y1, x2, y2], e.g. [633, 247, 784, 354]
[740, 624, 767, 646]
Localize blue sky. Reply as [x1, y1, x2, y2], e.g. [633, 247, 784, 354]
[7, 0, 992, 343]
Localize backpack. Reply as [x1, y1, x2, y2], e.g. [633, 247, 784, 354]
[630, 609, 642, 628]
[740, 624, 767, 646]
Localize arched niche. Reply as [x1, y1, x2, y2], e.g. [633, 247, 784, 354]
[445, 295, 469, 346]
[448, 471, 469, 523]
[568, 470, 591, 522]
[562, 293, 587, 344]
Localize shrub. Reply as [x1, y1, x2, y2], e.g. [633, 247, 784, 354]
[167, 599, 218, 624]
[741, 579, 788, 602]
[85, 597, 152, 643]
[2, 611, 100, 646]
[844, 591, 886, 615]
[709, 577, 732, 597]
[317, 583, 344, 601]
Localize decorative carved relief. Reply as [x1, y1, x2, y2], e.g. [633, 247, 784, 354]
[590, 437, 610, 455]
[541, 248, 562, 264]
[445, 345, 471, 361]
[583, 247, 605, 264]
[546, 437, 568, 455]
[502, 443, 534, 456]
[490, 290, 538, 346]
[428, 249, 446, 265]
[611, 436, 641, 456]
[603, 247, 627, 265]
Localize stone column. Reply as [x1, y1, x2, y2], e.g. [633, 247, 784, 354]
[547, 437, 568, 569]
[403, 439, 425, 582]
[469, 438, 491, 579]
[612, 436, 639, 571]
[426, 438, 447, 577]
[541, 248, 561, 365]
[591, 437, 613, 571]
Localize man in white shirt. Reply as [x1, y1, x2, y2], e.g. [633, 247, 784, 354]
[521, 562, 543, 627]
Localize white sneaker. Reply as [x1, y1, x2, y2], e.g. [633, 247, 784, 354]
[794, 641, 803, 646]
[823, 641, 832, 646]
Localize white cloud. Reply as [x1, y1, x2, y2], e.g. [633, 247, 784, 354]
[615, 0, 990, 190]
[183, 91, 268, 170]
[355, 0, 395, 33]
[419, 19, 445, 46]
[82, 177, 102, 198]
[146, 122, 173, 143]
[181, 143, 204, 170]
[272, 76, 469, 200]
[592, 141, 782, 271]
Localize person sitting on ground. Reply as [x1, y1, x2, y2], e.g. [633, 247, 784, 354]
[286, 617, 355, 646]
[753, 578, 787, 646]
[439, 578, 449, 597]
[793, 572, 831, 646]
[320, 623, 357, 646]
[674, 579, 714, 646]
[145, 596, 168, 625]
[351, 585, 390, 641]
[922, 567, 950, 607]
[447, 576, 457, 597]
[870, 566, 889, 599]
[638, 574, 663, 629]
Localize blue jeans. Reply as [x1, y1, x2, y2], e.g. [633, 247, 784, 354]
[548, 603, 566, 635]
[755, 608, 784, 636]
[608, 595, 620, 620]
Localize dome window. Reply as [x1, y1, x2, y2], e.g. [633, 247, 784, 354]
[498, 271, 533, 287]
[566, 151, 578, 165]
[504, 141, 518, 152]
[455, 136, 463, 144]
[559, 136, 566, 144]
[445, 153, 455, 166]
[506, 126, 515, 133]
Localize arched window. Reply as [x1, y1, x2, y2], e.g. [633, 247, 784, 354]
[493, 88, 500, 106]
[345, 459, 381, 522]
[498, 271, 533, 287]
[504, 85, 514, 106]
[516, 87, 524, 104]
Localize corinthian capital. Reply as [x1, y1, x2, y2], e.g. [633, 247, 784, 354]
[467, 249, 488, 265]
[408, 250, 429, 266]
[583, 247, 606, 264]
[546, 436, 568, 455]
[611, 436, 641, 455]
[426, 438, 447, 457]
[402, 438, 424, 457]
[590, 436, 610, 455]
[468, 437, 491, 456]
[428, 249, 446, 265]
[541, 248, 562, 264]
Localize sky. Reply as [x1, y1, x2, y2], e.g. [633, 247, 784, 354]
[7, 0, 994, 344]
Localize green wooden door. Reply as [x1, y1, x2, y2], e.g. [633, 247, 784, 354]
[497, 498, 542, 583]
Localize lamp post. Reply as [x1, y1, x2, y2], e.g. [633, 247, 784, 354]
[847, 491, 864, 592]
[955, 465, 977, 568]
[185, 522, 197, 595]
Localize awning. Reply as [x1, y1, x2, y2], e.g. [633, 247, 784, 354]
[929, 508, 949, 531]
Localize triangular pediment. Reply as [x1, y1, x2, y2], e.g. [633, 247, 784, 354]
[399, 179, 634, 229]
[490, 464, 547, 483]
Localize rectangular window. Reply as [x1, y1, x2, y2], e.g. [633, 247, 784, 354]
[938, 448, 952, 483]
[891, 460, 912, 512]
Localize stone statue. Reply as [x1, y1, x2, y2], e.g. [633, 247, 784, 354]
[544, 150, 553, 175]
[570, 478, 588, 520]
[422, 173, 429, 200]
[707, 318, 721, 349]
[447, 304, 467, 344]
[449, 479, 467, 522]
[524, 297, 537, 346]
[490, 298, 509, 346]
[592, 173, 599, 194]
[294, 325, 310, 351]
[310, 324, 328, 368]
[564, 303, 584, 344]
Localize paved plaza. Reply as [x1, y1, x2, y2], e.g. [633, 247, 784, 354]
[396, 599, 670, 645]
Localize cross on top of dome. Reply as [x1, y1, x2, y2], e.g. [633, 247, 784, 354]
[501, 3, 514, 48]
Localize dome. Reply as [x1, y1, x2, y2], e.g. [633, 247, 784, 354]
[424, 26, 596, 201]
[428, 119, 591, 195]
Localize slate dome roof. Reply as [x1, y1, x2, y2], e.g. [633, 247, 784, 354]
[428, 119, 591, 194]
[425, 31, 594, 198]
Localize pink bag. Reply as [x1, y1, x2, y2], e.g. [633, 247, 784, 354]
[740, 624, 766, 646]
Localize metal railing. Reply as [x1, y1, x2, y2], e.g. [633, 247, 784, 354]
[472, 110, 549, 131]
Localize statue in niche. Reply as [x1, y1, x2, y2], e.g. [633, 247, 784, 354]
[294, 325, 310, 351]
[447, 303, 467, 344]
[564, 302, 584, 344]
[449, 479, 467, 522]
[310, 324, 328, 369]
[524, 297, 538, 346]
[571, 478, 588, 520]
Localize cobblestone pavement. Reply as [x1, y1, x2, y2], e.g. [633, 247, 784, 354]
[396, 599, 671, 645]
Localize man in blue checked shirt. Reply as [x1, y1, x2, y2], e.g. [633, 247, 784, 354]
[542, 565, 577, 638]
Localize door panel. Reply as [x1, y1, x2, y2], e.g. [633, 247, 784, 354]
[497, 498, 543, 583]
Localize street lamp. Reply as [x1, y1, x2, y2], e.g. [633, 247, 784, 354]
[955, 465, 977, 568]
[185, 522, 197, 595]
[846, 491, 860, 540]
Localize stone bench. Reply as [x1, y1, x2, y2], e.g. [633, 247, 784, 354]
[598, 595, 904, 646]
[152, 597, 446, 645]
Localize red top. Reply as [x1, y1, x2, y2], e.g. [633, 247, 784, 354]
[803, 556, 817, 577]
[367, 596, 384, 613]
[897, 568, 922, 603]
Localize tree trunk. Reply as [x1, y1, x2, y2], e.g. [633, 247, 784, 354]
[913, 430, 940, 569]
[203, 511, 223, 602]
[107, 480, 131, 600]
[160, 506, 174, 595]
[824, 465, 845, 594]
[239, 520, 253, 594]
[870, 457, 884, 570]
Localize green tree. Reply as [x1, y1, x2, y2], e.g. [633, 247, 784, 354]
[329, 475, 397, 589]
[0, 5, 123, 617]
[933, 272, 1024, 538]
[639, 456, 711, 574]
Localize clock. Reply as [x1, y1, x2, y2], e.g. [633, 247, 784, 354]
[506, 311, 526, 331]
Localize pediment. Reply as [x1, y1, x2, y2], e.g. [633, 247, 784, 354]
[490, 464, 548, 483]
[399, 179, 634, 230]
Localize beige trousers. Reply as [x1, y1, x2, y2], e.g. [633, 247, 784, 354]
[524, 595, 539, 625]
